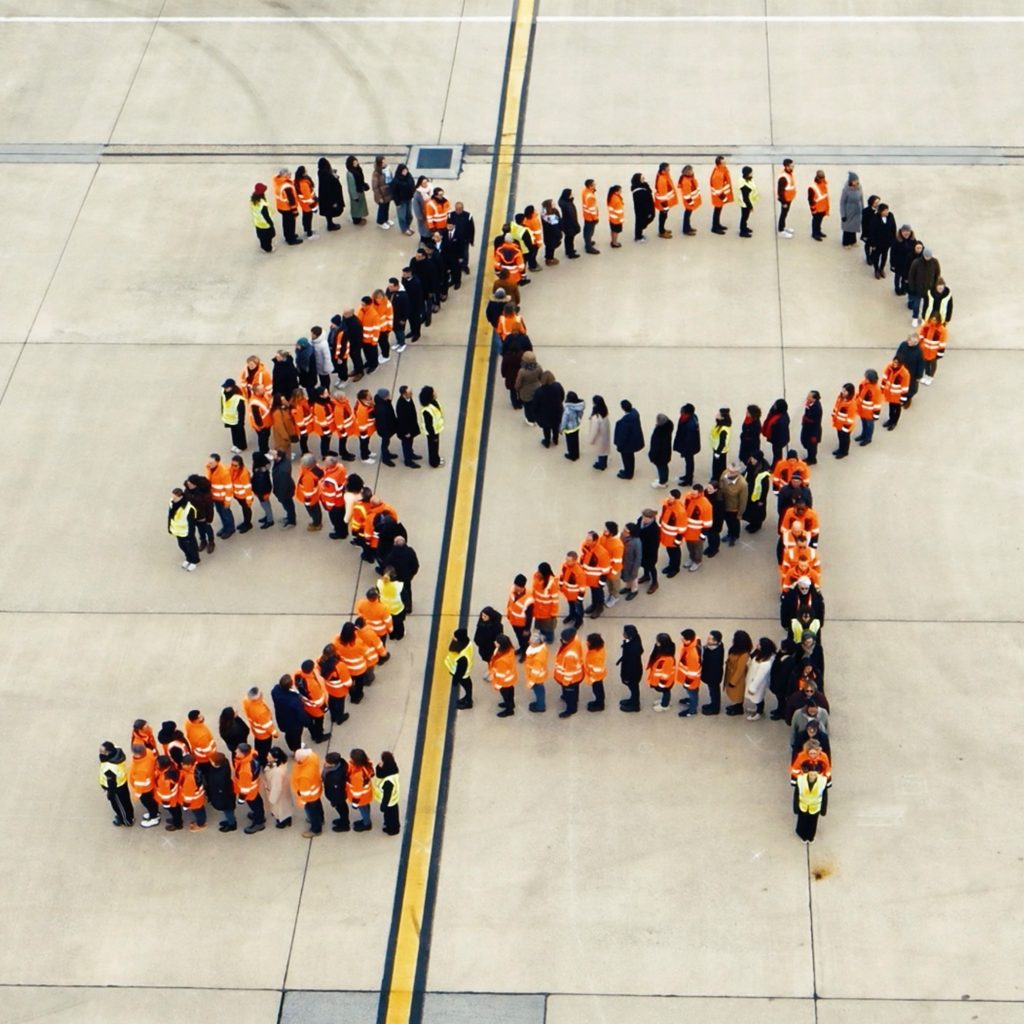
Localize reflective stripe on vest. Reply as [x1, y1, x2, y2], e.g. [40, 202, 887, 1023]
[168, 503, 193, 538]
[750, 471, 771, 502]
[221, 392, 244, 425]
[99, 761, 127, 788]
[444, 643, 473, 675]
[797, 773, 828, 813]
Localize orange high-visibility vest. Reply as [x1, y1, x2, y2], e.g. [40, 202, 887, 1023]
[496, 311, 527, 341]
[809, 179, 830, 214]
[779, 506, 820, 543]
[523, 211, 542, 246]
[181, 764, 205, 809]
[129, 750, 157, 794]
[607, 192, 625, 225]
[494, 243, 525, 283]
[272, 174, 297, 213]
[155, 767, 183, 807]
[333, 634, 370, 675]
[524, 642, 548, 684]
[599, 532, 623, 577]
[646, 653, 676, 688]
[678, 173, 702, 210]
[319, 465, 347, 510]
[832, 392, 856, 431]
[291, 755, 323, 805]
[374, 296, 394, 333]
[355, 401, 376, 438]
[206, 462, 233, 506]
[506, 586, 533, 628]
[332, 396, 356, 437]
[856, 378, 882, 420]
[296, 177, 317, 213]
[295, 668, 327, 718]
[531, 573, 560, 619]
[675, 639, 702, 690]
[582, 186, 599, 222]
[658, 497, 686, 547]
[247, 393, 270, 433]
[779, 169, 796, 203]
[242, 696, 277, 740]
[233, 749, 260, 799]
[682, 495, 713, 542]
[346, 763, 374, 806]
[918, 321, 947, 361]
[772, 456, 810, 492]
[579, 539, 610, 586]
[584, 647, 607, 684]
[356, 304, 381, 347]
[184, 719, 217, 762]
[559, 561, 587, 602]
[355, 597, 393, 637]
[710, 165, 733, 207]
[425, 198, 450, 231]
[309, 400, 333, 437]
[241, 361, 272, 400]
[296, 465, 322, 505]
[322, 660, 352, 699]
[553, 637, 584, 686]
[881, 361, 911, 404]
[489, 648, 518, 690]
[357, 624, 385, 665]
[229, 463, 254, 504]
[654, 170, 678, 210]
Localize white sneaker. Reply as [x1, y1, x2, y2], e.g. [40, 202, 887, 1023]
[652, 702, 668, 712]
[186, 563, 197, 572]
[379, 355, 391, 364]
[784, 229, 794, 238]
[230, 445, 241, 454]
[141, 815, 161, 828]
[387, 220, 395, 227]
[687, 563, 700, 572]
[361, 456, 377, 464]
[379, 222, 391, 231]
[778, 230, 789, 238]
[181, 560, 190, 569]
[306, 231, 318, 240]
[921, 375, 933, 386]
[651, 480, 667, 488]
[394, 344, 407, 353]
[911, 317, 919, 327]
[605, 596, 618, 607]
[683, 559, 694, 569]
[750, 712, 763, 720]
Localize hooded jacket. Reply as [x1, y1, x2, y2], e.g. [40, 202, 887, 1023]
[272, 353, 299, 398]
[673, 413, 701, 456]
[310, 332, 333, 376]
[99, 747, 128, 794]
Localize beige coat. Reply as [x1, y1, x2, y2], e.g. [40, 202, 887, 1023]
[719, 475, 748, 515]
[723, 651, 750, 703]
[588, 414, 610, 456]
[260, 762, 293, 823]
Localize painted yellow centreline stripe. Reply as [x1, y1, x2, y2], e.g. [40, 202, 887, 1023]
[382, 2, 536, 1020]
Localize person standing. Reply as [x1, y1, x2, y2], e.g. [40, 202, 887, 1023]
[505, 574, 534, 659]
[648, 413, 674, 487]
[446, 628, 474, 710]
[588, 395, 611, 470]
[671, 403, 702, 486]
[630, 173, 655, 242]
[373, 388, 398, 468]
[776, 158, 795, 238]
[347, 749, 375, 832]
[291, 748, 325, 838]
[272, 167, 301, 245]
[241, 686, 278, 765]
[908, 247, 941, 326]
[709, 408, 731, 481]
[635, 509, 660, 594]
[881, 357, 911, 430]
[558, 188, 581, 258]
[890, 225, 917, 297]
[217, 706, 249, 757]
[531, 563, 559, 643]
[561, 391, 585, 461]
[233, 743, 266, 834]
[541, 198, 563, 264]
[922, 278, 954, 328]
[838, 172, 862, 247]
[417, 386, 445, 468]
[251, 453, 274, 529]
[384, 535, 420, 614]
[918, 316, 948, 386]
[168, 487, 199, 571]
[221, 378, 247, 452]
[228, 455, 254, 534]
[295, 660, 331, 744]
[700, 630, 725, 715]
[617, 624, 644, 711]
[869, 201, 897, 279]
[374, 752, 401, 836]
[473, 605, 504, 666]
[675, 629, 703, 717]
[450, 201, 476, 274]
[154, 757, 184, 832]
[584, 633, 607, 712]
[737, 166, 757, 238]
[709, 155, 733, 234]
[205, 454, 236, 540]
[534, 371, 565, 449]
[390, 163, 415, 235]
[678, 164, 701, 236]
[128, 743, 161, 827]
[200, 751, 236, 832]
[614, 399, 644, 479]
[559, 552, 586, 629]
[792, 769, 829, 843]
[606, 184, 625, 247]
[322, 752, 350, 832]
[763, 399, 791, 466]
[261, 747, 293, 828]
[271, 675, 308, 752]
[743, 637, 777, 720]
[247, 384, 272, 455]
[294, 165, 318, 239]
[488, 634, 519, 717]
[854, 369, 882, 446]
[581, 178, 601, 253]
[344, 156, 369, 225]
[808, 170, 830, 241]
[179, 753, 207, 832]
[831, 383, 856, 459]
[800, 391, 823, 464]
[718, 464, 748, 547]
[524, 631, 549, 712]
[250, 182, 275, 252]
[371, 155, 394, 229]
[619, 523, 642, 601]
[861, 194, 879, 263]
[657, 488, 687, 578]
[894, 331, 926, 407]
[653, 162, 678, 238]
[723, 630, 753, 715]
[271, 448, 297, 527]
[98, 741, 134, 827]
[646, 632, 676, 711]
[316, 157, 344, 231]
[742, 454, 772, 533]
[553, 627, 585, 718]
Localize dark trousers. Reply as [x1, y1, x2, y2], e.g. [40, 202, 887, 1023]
[739, 206, 752, 235]
[305, 503, 322, 527]
[683, 208, 693, 233]
[584, 221, 597, 250]
[379, 432, 395, 463]
[281, 210, 299, 243]
[379, 332, 391, 360]
[565, 431, 580, 460]
[247, 793, 266, 824]
[256, 226, 274, 252]
[400, 436, 419, 465]
[499, 685, 515, 711]
[382, 803, 400, 835]
[304, 799, 325, 834]
[328, 694, 347, 723]
[588, 681, 605, 709]
[391, 610, 406, 641]
[640, 560, 658, 585]
[777, 202, 790, 232]
[665, 546, 681, 574]
[842, 230, 858, 246]
[795, 810, 820, 842]
[561, 683, 580, 714]
[588, 586, 604, 612]
[564, 230, 579, 257]
[620, 679, 640, 709]
[705, 528, 721, 556]
[328, 507, 347, 537]
[376, 201, 390, 225]
[427, 434, 441, 467]
[619, 449, 635, 478]
[566, 600, 584, 628]
[215, 503, 236, 535]
[811, 213, 825, 238]
[278, 496, 296, 524]
[524, 238, 540, 270]
[711, 452, 725, 481]
[254, 736, 272, 764]
[307, 714, 328, 742]
[678, 453, 695, 485]
[703, 679, 721, 713]
[887, 403, 902, 428]
[177, 535, 200, 565]
[512, 623, 530, 658]
[138, 791, 159, 818]
[724, 511, 741, 541]
[329, 794, 351, 830]
[893, 269, 909, 295]
[835, 429, 851, 456]
[872, 245, 890, 274]
[108, 784, 134, 825]
[164, 804, 183, 828]
[658, 210, 669, 233]
[194, 520, 212, 545]
[542, 424, 559, 446]
[804, 439, 818, 463]
[744, 502, 766, 533]
[302, 210, 314, 236]
[712, 206, 724, 231]
[653, 460, 669, 484]
[363, 342, 379, 374]
[284, 726, 304, 751]
[228, 421, 247, 450]
[256, 427, 270, 454]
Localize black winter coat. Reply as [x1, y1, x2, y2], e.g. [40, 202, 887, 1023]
[395, 396, 421, 438]
[187, 478, 214, 522]
[739, 417, 762, 462]
[800, 401, 823, 447]
[533, 382, 565, 430]
[271, 457, 295, 501]
[374, 396, 398, 438]
[890, 235, 918, 275]
[317, 161, 345, 218]
[617, 635, 645, 685]
[648, 421, 673, 465]
[673, 414, 701, 456]
[701, 644, 724, 687]
[895, 340, 925, 381]
[558, 195, 580, 237]
[272, 355, 299, 399]
[635, 518, 660, 566]
[271, 684, 308, 735]
[614, 409, 645, 453]
[474, 614, 504, 663]
[199, 761, 234, 812]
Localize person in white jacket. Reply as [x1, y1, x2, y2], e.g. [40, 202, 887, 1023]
[260, 747, 294, 828]
[743, 637, 777, 720]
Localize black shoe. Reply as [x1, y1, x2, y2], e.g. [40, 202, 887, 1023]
[275, 818, 292, 829]
[558, 709, 577, 718]
[624, 591, 638, 601]
[725, 705, 744, 716]
[727, 536, 736, 547]
[586, 247, 600, 255]
[286, 238, 304, 245]
[616, 471, 632, 479]
[382, 459, 397, 467]
[244, 822, 266, 834]
[331, 822, 351, 832]
[619, 702, 640, 712]
[219, 823, 237, 832]
[528, 703, 544, 712]
[701, 706, 720, 716]
[259, 521, 273, 529]
[678, 709, 696, 717]
[663, 569, 679, 578]
[739, 231, 752, 238]
[832, 450, 848, 459]
[857, 439, 871, 446]
[353, 821, 371, 832]
[457, 698, 473, 710]
[769, 711, 785, 721]
[497, 708, 514, 717]
[586, 702, 604, 711]
[711, 227, 727, 235]
[705, 549, 718, 558]
[404, 462, 421, 469]
[238, 523, 253, 534]
[637, 574, 651, 584]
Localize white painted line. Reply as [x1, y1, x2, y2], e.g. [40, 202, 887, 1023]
[2, 14, 1024, 24]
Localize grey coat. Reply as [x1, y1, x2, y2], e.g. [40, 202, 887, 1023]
[621, 536, 642, 582]
[839, 184, 863, 233]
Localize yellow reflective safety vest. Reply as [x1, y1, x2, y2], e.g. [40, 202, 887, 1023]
[99, 760, 127, 788]
[221, 392, 244, 425]
[378, 576, 405, 616]
[251, 198, 273, 229]
[372, 771, 401, 807]
[796, 773, 828, 813]
[444, 643, 473, 676]
[421, 402, 445, 435]
[168, 501, 195, 538]
[750, 470, 772, 503]
[710, 423, 731, 454]
[508, 221, 530, 254]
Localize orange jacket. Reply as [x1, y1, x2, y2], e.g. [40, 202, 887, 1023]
[496, 311, 527, 341]
[346, 762, 374, 807]
[361, 499, 397, 548]
[524, 641, 549, 684]
[506, 585, 533, 628]
[295, 667, 328, 719]
[808, 178, 830, 215]
[272, 173, 298, 213]
[233, 749, 260, 799]
[155, 766, 183, 808]
[425, 197, 450, 231]
[128, 749, 157, 795]
[682, 494, 713, 543]
[489, 648, 518, 690]
[241, 360, 272, 400]
[242, 695, 278, 740]
[599, 532, 624, 577]
[658, 496, 687, 547]
[584, 647, 607, 684]
[132, 723, 157, 752]
[184, 719, 217, 762]
[319, 464, 347, 510]
[332, 395, 356, 437]
[779, 506, 820, 543]
[355, 400, 376, 438]
[373, 295, 394, 333]
[296, 176, 317, 213]
[559, 560, 587, 602]
[181, 763, 205, 809]
[291, 753, 323, 805]
[553, 636, 584, 685]
[675, 637, 702, 689]
[678, 172, 702, 210]
[646, 653, 676, 689]
[856, 378, 883, 420]
[322, 659, 352, 699]
[206, 462, 233, 506]
[832, 391, 856, 431]
[308, 399, 333, 437]
[579, 538, 610, 586]
[296, 464, 322, 505]
[791, 749, 832, 779]
[607, 192, 625, 225]
[291, 394, 312, 434]
[247, 392, 270, 433]
[355, 596, 393, 637]
[494, 242, 525, 283]
[523, 211, 542, 246]
[581, 185, 599, 222]
[772, 455, 810, 492]
[710, 164, 733, 207]
[357, 623, 386, 664]
[356, 304, 381, 347]
[780, 545, 822, 590]
[881, 361, 911, 404]
[229, 463, 254, 504]
[654, 170, 678, 211]
[918, 321, 947, 361]
[531, 572, 560, 619]
[333, 633, 370, 676]
[778, 168, 796, 204]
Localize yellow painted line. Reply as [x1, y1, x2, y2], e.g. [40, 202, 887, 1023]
[381, 1, 536, 1020]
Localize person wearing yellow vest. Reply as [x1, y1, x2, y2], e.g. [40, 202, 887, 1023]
[250, 182, 276, 253]
[741, 455, 772, 534]
[168, 487, 199, 571]
[272, 167, 302, 245]
[419, 385, 445, 467]
[99, 741, 134, 826]
[792, 768, 829, 842]
[581, 178, 600, 254]
[776, 158, 796, 238]
[377, 566, 406, 641]
[808, 170, 830, 241]
[374, 751, 401, 835]
[446, 628, 474, 709]
[710, 409, 732, 482]
[220, 378, 247, 454]
[738, 166, 758, 239]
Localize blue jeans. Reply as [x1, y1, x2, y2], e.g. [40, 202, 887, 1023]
[356, 804, 371, 827]
[221, 806, 236, 827]
[858, 418, 875, 443]
[907, 291, 920, 314]
[395, 200, 412, 232]
[278, 496, 296, 524]
[191, 805, 207, 827]
[681, 687, 699, 714]
[215, 503, 235, 534]
[531, 683, 546, 710]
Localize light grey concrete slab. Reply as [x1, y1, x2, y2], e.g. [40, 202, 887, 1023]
[0, 343, 22, 395]
[818, 1000, 1024, 1024]
[27, 160, 492, 347]
[279, 989, 379, 1024]
[0, 986, 281, 1024]
[547, 994, 815, 1024]
[0, 164, 96, 343]
[422, 992, 546, 1023]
